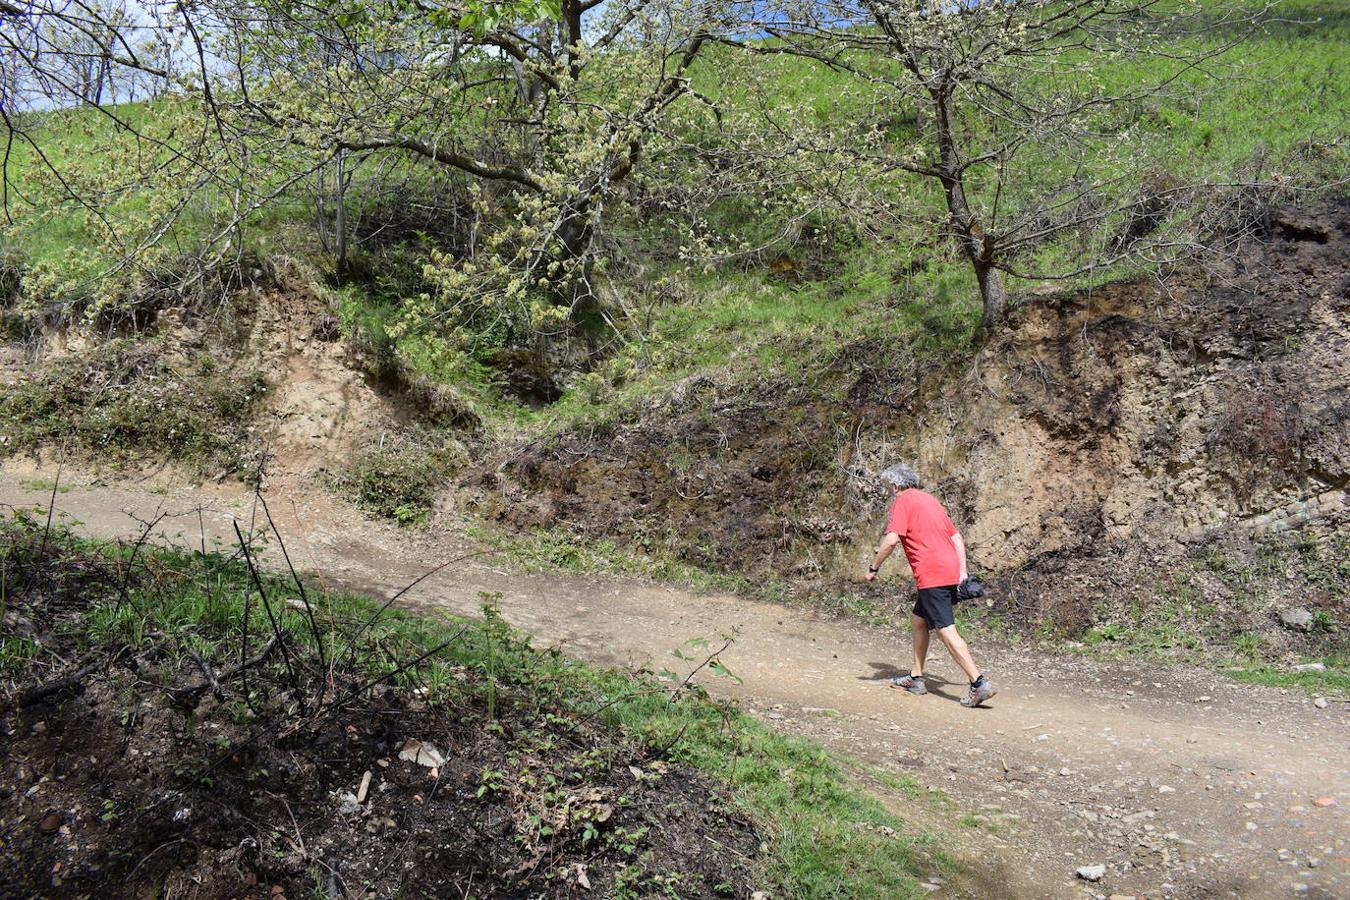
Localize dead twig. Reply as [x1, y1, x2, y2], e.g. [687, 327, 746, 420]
[113, 509, 170, 615]
[257, 490, 328, 706]
[172, 633, 280, 709]
[233, 520, 304, 708]
[185, 648, 222, 697]
[339, 549, 498, 671]
[37, 460, 62, 560]
[15, 660, 100, 709]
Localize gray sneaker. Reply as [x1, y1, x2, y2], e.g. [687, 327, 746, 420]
[890, 674, 928, 695]
[961, 679, 997, 707]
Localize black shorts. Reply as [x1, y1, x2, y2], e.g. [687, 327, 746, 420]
[913, 585, 959, 630]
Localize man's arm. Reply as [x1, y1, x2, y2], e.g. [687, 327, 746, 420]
[866, 532, 901, 582]
[951, 532, 969, 582]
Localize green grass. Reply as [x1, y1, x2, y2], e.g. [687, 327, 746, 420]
[477, 240, 981, 446]
[3, 515, 943, 898]
[470, 522, 900, 623]
[0, 1, 1341, 428]
[16, 478, 71, 494]
[11, 4, 1338, 303]
[469, 523, 762, 595]
[1224, 658, 1350, 694]
[1, 100, 222, 307]
[367, 0, 1345, 441]
[682, 0, 1348, 291]
[957, 813, 1005, 836]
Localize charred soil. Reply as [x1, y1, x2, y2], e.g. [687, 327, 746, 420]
[0, 523, 759, 899]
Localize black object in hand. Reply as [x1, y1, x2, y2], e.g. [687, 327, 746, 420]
[956, 578, 984, 601]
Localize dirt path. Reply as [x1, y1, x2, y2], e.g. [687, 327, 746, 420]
[2, 465, 1346, 899]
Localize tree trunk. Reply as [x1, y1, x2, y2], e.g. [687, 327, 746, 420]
[334, 149, 348, 278]
[931, 85, 1005, 337]
[551, 197, 604, 333]
[938, 174, 1004, 335]
[974, 260, 1006, 333]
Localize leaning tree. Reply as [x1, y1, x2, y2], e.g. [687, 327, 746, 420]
[196, 0, 735, 334]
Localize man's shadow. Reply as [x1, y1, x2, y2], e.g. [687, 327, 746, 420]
[860, 661, 964, 703]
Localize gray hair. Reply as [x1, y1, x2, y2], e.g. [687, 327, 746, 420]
[879, 462, 921, 490]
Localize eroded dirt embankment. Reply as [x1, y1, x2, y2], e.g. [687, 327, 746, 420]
[475, 200, 1350, 647]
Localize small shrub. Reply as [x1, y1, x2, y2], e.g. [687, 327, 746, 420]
[0, 248, 24, 307]
[342, 438, 465, 524]
[1207, 383, 1305, 491]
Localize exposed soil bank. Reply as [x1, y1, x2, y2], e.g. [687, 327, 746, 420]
[476, 200, 1350, 650]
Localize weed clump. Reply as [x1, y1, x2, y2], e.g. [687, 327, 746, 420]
[339, 438, 465, 524]
[1207, 383, 1306, 490]
[0, 339, 268, 474]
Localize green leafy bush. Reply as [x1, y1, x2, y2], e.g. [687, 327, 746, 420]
[341, 438, 466, 524]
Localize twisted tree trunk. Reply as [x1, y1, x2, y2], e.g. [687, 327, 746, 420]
[933, 86, 1006, 336]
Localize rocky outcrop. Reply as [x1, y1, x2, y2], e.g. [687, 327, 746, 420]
[912, 201, 1350, 570]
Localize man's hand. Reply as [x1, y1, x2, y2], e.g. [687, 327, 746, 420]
[952, 532, 969, 586]
[869, 533, 900, 582]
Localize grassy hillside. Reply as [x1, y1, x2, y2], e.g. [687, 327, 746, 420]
[320, 0, 1350, 430]
[3, 1, 1343, 341]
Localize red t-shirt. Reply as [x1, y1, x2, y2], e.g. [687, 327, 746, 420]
[885, 489, 961, 589]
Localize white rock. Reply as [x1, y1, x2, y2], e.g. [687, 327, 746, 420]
[398, 739, 447, 769]
[1312, 697, 1328, 709]
[1076, 864, 1106, 882]
[1280, 608, 1314, 631]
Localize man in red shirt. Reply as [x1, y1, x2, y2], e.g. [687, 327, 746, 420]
[865, 462, 996, 707]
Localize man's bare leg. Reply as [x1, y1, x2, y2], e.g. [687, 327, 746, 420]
[934, 625, 981, 682]
[910, 614, 930, 676]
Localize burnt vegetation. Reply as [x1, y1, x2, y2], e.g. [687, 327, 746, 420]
[0, 506, 762, 897]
